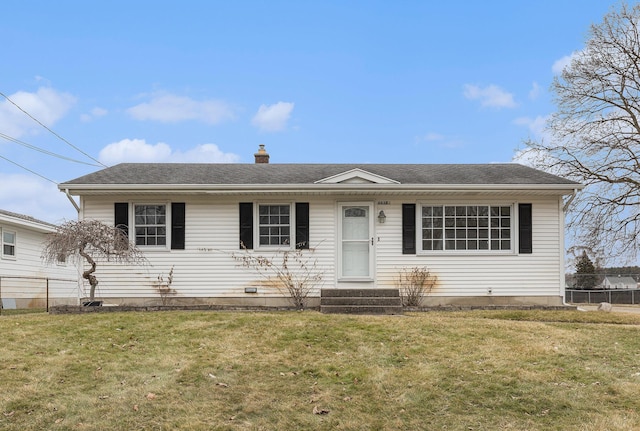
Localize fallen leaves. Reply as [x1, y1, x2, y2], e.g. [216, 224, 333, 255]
[312, 406, 330, 415]
[146, 393, 156, 400]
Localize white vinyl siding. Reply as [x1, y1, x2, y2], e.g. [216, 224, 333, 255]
[77, 193, 565, 303]
[78, 195, 336, 300]
[0, 219, 78, 306]
[376, 197, 564, 299]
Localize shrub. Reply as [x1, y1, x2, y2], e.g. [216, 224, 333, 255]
[397, 266, 437, 306]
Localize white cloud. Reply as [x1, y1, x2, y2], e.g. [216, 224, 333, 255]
[126, 93, 235, 124]
[99, 139, 171, 164]
[98, 138, 240, 165]
[251, 102, 294, 132]
[463, 84, 517, 109]
[0, 87, 76, 137]
[552, 52, 578, 75]
[529, 82, 541, 100]
[513, 115, 549, 138]
[422, 132, 445, 142]
[81, 106, 108, 122]
[0, 174, 77, 223]
[416, 132, 463, 149]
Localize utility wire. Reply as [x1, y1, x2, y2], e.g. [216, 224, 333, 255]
[0, 132, 102, 167]
[0, 153, 58, 185]
[0, 91, 108, 168]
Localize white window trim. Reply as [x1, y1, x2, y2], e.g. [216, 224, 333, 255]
[255, 202, 295, 250]
[416, 202, 517, 255]
[1, 229, 16, 259]
[132, 202, 171, 250]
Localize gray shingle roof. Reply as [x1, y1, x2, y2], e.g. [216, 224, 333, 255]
[61, 163, 579, 186]
[0, 209, 56, 228]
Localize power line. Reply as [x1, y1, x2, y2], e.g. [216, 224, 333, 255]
[0, 153, 58, 185]
[0, 91, 108, 168]
[0, 132, 102, 167]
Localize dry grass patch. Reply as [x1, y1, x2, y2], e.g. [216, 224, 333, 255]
[1, 310, 640, 430]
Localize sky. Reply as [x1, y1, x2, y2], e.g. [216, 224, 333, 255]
[0, 0, 619, 224]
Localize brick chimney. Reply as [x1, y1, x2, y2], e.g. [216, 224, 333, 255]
[254, 144, 270, 164]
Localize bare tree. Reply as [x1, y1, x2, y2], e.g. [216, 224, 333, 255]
[522, 3, 640, 263]
[42, 220, 147, 302]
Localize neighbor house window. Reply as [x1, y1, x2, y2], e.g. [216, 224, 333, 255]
[134, 204, 166, 246]
[421, 205, 512, 252]
[258, 204, 291, 246]
[2, 230, 16, 257]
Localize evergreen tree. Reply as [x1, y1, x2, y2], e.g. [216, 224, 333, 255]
[575, 251, 597, 289]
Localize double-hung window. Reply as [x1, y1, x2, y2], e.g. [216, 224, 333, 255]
[421, 204, 512, 252]
[134, 204, 167, 247]
[258, 204, 291, 246]
[2, 230, 15, 258]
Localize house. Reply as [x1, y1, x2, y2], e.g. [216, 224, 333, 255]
[58, 146, 583, 308]
[601, 276, 637, 290]
[0, 209, 78, 308]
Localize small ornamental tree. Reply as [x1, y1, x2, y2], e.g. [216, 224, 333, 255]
[42, 219, 147, 302]
[575, 250, 598, 289]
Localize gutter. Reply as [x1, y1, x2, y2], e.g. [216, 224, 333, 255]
[64, 188, 80, 213]
[60, 182, 584, 194]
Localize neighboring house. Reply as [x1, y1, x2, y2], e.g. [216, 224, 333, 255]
[0, 209, 78, 308]
[602, 276, 637, 290]
[58, 146, 583, 307]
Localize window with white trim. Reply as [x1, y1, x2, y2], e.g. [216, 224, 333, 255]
[258, 204, 291, 246]
[421, 205, 512, 251]
[134, 204, 167, 246]
[2, 230, 16, 257]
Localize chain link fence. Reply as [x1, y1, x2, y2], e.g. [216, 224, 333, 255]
[0, 276, 79, 314]
[565, 273, 640, 304]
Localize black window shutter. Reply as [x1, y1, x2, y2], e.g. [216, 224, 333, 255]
[518, 203, 533, 254]
[114, 203, 129, 237]
[295, 202, 309, 249]
[402, 204, 416, 254]
[171, 203, 186, 250]
[239, 202, 253, 249]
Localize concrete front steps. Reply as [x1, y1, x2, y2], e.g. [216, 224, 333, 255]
[320, 289, 403, 314]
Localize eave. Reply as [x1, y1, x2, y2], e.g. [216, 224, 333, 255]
[0, 213, 56, 233]
[60, 183, 584, 197]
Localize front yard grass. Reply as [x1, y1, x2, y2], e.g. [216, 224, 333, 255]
[1, 309, 640, 430]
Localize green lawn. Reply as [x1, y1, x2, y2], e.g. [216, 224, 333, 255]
[1, 309, 640, 430]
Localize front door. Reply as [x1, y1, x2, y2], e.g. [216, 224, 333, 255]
[339, 203, 374, 280]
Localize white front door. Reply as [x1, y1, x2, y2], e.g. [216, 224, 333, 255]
[339, 203, 374, 280]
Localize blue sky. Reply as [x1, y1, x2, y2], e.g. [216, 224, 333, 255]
[0, 0, 618, 223]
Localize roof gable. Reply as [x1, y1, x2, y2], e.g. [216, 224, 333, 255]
[314, 168, 400, 185]
[603, 276, 637, 285]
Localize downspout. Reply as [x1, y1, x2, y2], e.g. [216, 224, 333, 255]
[563, 188, 579, 212]
[562, 188, 580, 306]
[64, 188, 80, 214]
[63, 188, 83, 305]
